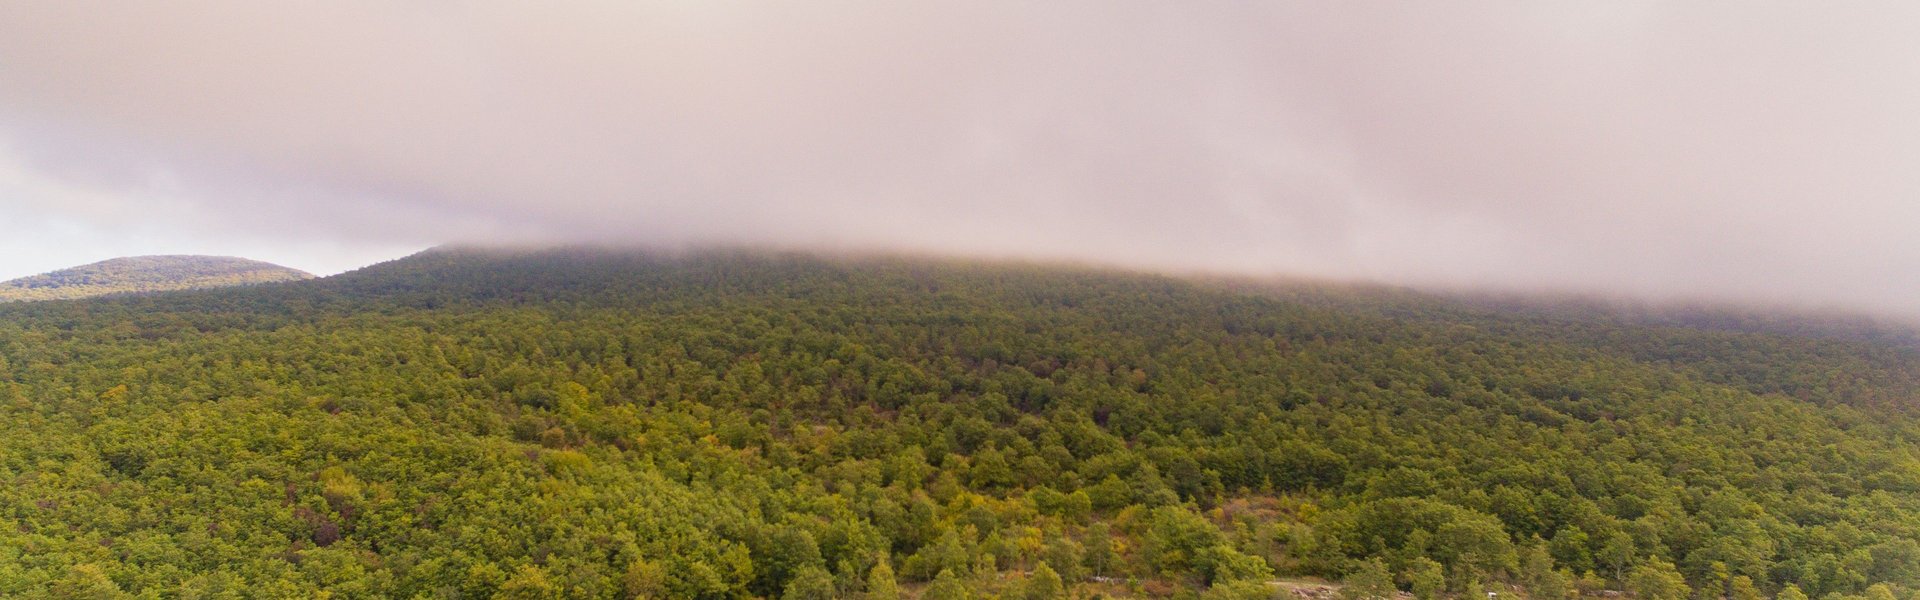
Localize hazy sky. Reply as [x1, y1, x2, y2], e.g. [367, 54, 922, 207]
[3, 2, 1919, 316]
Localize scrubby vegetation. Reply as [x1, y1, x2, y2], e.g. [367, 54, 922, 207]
[0, 255, 312, 302]
[1, 247, 1918, 598]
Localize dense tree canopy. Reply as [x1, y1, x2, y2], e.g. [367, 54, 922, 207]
[1, 247, 1918, 598]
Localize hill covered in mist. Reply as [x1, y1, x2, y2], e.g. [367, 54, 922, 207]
[0, 247, 1916, 598]
[0, 255, 312, 302]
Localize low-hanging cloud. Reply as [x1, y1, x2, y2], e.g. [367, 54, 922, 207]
[3, 2, 1919, 317]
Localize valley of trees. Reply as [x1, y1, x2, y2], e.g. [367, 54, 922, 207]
[2, 247, 1919, 599]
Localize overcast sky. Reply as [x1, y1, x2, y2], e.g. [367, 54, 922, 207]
[2, 2, 1919, 317]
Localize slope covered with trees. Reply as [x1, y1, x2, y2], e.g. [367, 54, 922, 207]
[1, 247, 1918, 599]
[0, 255, 313, 302]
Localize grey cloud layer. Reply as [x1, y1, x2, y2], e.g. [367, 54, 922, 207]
[2, 2, 1918, 315]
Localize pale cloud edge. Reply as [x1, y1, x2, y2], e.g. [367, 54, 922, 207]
[1, 2, 1917, 318]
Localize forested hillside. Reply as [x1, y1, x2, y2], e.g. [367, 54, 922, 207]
[2, 247, 1918, 599]
[0, 255, 313, 302]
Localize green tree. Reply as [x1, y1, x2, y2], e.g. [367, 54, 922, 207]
[50, 564, 122, 600]
[782, 566, 836, 600]
[1600, 532, 1636, 583]
[1435, 518, 1517, 583]
[1025, 561, 1066, 600]
[1043, 536, 1085, 583]
[1625, 557, 1689, 600]
[924, 569, 971, 600]
[1146, 506, 1225, 577]
[1204, 581, 1278, 600]
[1341, 558, 1396, 600]
[970, 446, 1015, 490]
[1201, 545, 1275, 585]
[624, 557, 669, 599]
[1462, 577, 1486, 600]
[1777, 584, 1809, 600]
[1405, 557, 1445, 600]
[1727, 575, 1762, 600]
[1520, 543, 1571, 600]
[1085, 522, 1116, 577]
[906, 529, 971, 581]
[1549, 526, 1594, 574]
[866, 561, 900, 600]
[497, 565, 559, 600]
[758, 527, 825, 597]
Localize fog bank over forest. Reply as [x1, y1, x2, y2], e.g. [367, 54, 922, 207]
[3, 2, 1919, 317]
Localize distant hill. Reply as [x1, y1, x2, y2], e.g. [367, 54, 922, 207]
[0, 255, 313, 302]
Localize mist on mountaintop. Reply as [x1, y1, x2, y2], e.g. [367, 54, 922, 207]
[2, 2, 1919, 318]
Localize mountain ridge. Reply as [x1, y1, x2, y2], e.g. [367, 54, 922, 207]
[0, 255, 313, 302]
